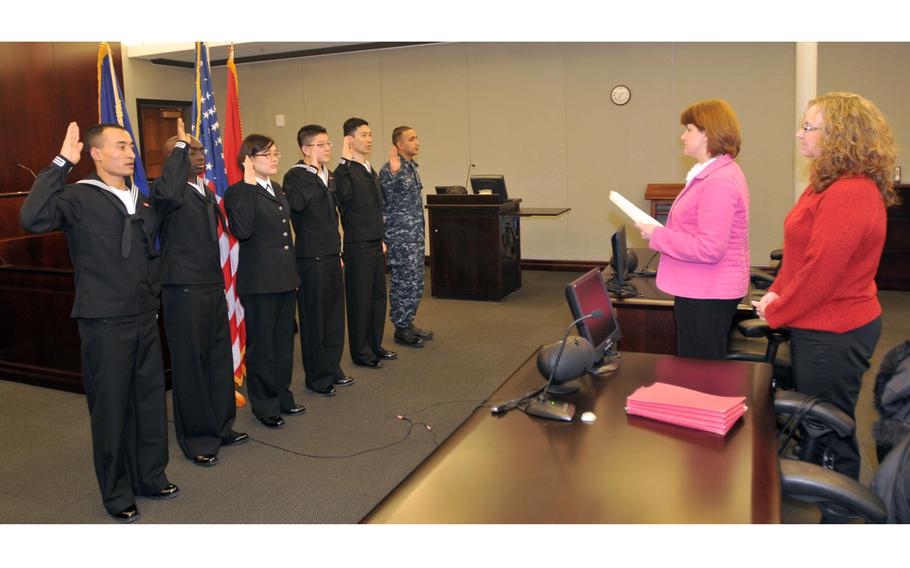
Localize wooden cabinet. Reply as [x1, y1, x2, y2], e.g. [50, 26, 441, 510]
[644, 183, 683, 225]
[426, 194, 521, 301]
[877, 184, 910, 290]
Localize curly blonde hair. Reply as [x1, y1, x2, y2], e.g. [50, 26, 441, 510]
[808, 92, 899, 206]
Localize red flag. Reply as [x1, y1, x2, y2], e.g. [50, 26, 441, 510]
[224, 45, 243, 186]
[222, 45, 246, 405]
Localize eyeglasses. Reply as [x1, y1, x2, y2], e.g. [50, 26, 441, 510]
[254, 151, 281, 160]
[304, 142, 334, 149]
[799, 123, 823, 133]
[188, 148, 205, 156]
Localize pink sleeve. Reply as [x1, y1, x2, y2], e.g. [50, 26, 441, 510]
[649, 177, 741, 264]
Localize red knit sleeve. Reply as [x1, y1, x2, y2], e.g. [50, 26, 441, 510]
[764, 179, 880, 328]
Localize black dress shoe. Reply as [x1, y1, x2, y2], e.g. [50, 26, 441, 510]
[192, 455, 218, 467]
[221, 430, 249, 446]
[411, 326, 434, 340]
[110, 505, 140, 523]
[333, 376, 355, 387]
[148, 483, 180, 500]
[306, 385, 337, 397]
[394, 326, 425, 348]
[259, 415, 286, 429]
[354, 359, 383, 369]
[377, 350, 398, 360]
[281, 404, 306, 416]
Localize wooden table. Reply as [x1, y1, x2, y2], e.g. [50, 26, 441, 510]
[364, 351, 779, 523]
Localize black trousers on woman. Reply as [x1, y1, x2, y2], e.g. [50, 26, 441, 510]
[673, 296, 741, 360]
[241, 291, 298, 419]
[790, 316, 881, 480]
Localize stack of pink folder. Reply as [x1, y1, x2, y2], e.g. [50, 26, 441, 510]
[625, 382, 748, 435]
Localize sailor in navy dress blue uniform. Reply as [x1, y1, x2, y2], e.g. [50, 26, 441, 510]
[223, 135, 304, 429]
[334, 118, 396, 369]
[19, 122, 178, 522]
[152, 120, 247, 466]
[284, 125, 355, 397]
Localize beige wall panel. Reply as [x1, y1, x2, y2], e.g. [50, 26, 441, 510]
[377, 44, 470, 188]
[377, 43, 471, 244]
[122, 58, 195, 154]
[564, 43, 677, 262]
[297, 51, 385, 173]
[672, 43, 794, 262]
[467, 43, 570, 260]
[229, 59, 305, 176]
[124, 42, 806, 263]
[818, 42, 910, 169]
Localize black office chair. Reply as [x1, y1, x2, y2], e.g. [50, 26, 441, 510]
[775, 390, 855, 466]
[749, 248, 783, 290]
[726, 318, 793, 390]
[780, 340, 910, 523]
[780, 433, 910, 524]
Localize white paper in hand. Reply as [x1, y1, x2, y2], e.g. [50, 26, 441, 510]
[609, 191, 663, 227]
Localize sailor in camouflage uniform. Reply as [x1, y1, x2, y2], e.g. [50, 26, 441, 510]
[380, 126, 434, 347]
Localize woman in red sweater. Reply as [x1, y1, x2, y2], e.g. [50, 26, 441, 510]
[755, 92, 899, 480]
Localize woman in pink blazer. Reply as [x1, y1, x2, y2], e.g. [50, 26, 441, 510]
[636, 99, 750, 359]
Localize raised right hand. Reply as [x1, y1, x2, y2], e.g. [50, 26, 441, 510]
[389, 146, 401, 174]
[176, 117, 191, 144]
[59, 122, 83, 164]
[342, 136, 353, 160]
[243, 155, 257, 185]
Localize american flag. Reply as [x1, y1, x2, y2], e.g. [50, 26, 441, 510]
[192, 42, 247, 403]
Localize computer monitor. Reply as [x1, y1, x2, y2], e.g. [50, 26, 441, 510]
[565, 268, 623, 374]
[470, 175, 508, 201]
[608, 225, 640, 297]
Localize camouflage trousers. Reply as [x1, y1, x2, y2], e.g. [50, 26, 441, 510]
[387, 239, 425, 328]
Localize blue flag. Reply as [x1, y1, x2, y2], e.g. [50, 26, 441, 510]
[97, 42, 150, 197]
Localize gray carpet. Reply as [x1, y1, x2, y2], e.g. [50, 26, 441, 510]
[0, 269, 573, 524]
[1, 270, 907, 523]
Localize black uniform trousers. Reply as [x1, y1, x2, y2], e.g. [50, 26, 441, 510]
[162, 284, 236, 459]
[790, 316, 881, 480]
[674, 296, 741, 360]
[77, 311, 170, 515]
[241, 291, 297, 418]
[344, 240, 387, 365]
[296, 255, 346, 390]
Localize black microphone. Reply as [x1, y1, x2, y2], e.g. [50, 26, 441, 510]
[540, 310, 603, 396]
[490, 309, 603, 418]
[464, 162, 476, 193]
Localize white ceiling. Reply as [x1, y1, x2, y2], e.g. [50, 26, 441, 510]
[125, 42, 417, 66]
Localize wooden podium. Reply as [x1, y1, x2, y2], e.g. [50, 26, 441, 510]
[0, 191, 172, 393]
[426, 194, 521, 301]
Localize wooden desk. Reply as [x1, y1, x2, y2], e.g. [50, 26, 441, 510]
[364, 351, 779, 523]
[606, 251, 758, 355]
[517, 207, 570, 217]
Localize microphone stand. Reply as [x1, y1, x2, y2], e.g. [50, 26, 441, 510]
[490, 310, 602, 421]
[464, 162, 475, 193]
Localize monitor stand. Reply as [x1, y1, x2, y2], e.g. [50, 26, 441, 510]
[590, 350, 621, 375]
[545, 379, 581, 395]
[525, 395, 575, 422]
